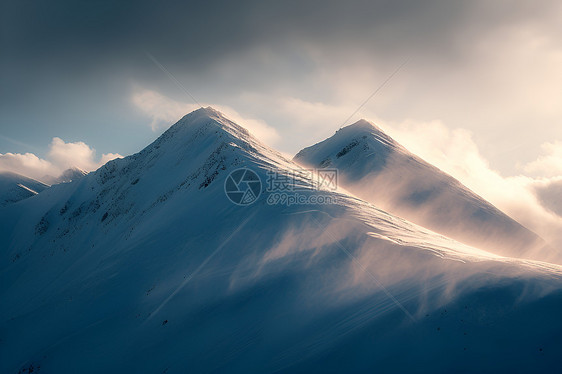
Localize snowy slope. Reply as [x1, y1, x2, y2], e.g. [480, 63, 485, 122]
[1, 108, 562, 373]
[0, 171, 49, 207]
[294, 120, 554, 261]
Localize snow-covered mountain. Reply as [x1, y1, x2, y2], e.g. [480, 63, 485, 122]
[2, 108, 562, 373]
[295, 120, 553, 261]
[0, 171, 49, 207]
[41, 167, 88, 185]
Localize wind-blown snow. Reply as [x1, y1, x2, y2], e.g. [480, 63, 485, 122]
[294, 119, 556, 261]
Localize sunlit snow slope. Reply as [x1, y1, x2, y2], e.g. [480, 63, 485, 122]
[1, 108, 562, 373]
[295, 120, 555, 261]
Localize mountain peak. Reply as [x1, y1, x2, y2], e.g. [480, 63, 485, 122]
[141, 106, 294, 175]
[58, 167, 88, 183]
[295, 119, 404, 168]
[295, 117, 549, 259]
[90, 107, 292, 206]
[178, 106, 225, 125]
[337, 119, 395, 144]
[159, 107, 255, 149]
[176, 106, 241, 132]
[40, 166, 88, 185]
[343, 119, 381, 132]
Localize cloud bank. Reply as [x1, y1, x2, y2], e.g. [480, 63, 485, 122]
[0, 138, 122, 182]
[523, 141, 562, 178]
[379, 119, 562, 250]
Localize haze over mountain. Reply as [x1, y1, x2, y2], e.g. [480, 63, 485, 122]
[2, 108, 562, 373]
[295, 120, 555, 261]
[535, 180, 562, 218]
[0, 171, 49, 207]
[41, 167, 88, 185]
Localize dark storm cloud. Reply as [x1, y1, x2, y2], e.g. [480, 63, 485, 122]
[1, 0, 560, 157]
[4, 0, 557, 78]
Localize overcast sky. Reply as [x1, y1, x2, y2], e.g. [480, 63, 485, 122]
[1, 0, 561, 176]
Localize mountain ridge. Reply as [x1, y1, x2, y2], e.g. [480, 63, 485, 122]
[295, 119, 553, 261]
[0, 171, 49, 207]
[41, 167, 88, 185]
[2, 108, 562, 373]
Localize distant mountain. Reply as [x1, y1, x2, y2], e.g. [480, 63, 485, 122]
[57, 167, 88, 183]
[2, 108, 562, 373]
[0, 171, 49, 207]
[295, 120, 553, 260]
[41, 167, 88, 185]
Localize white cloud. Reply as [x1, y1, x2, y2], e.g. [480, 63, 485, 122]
[131, 88, 196, 131]
[0, 152, 55, 179]
[131, 87, 281, 145]
[100, 153, 123, 165]
[48, 137, 98, 171]
[522, 141, 562, 177]
[231, 92, 365, 153]
[0, 138, 122, 181]
[215, 104, 281, 147]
